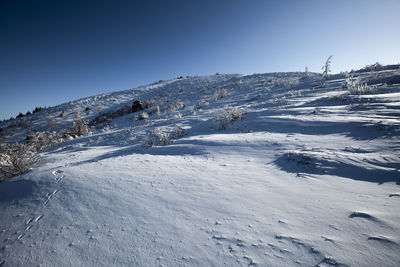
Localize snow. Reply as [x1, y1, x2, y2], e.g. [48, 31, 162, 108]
[1, 67, 400, 266]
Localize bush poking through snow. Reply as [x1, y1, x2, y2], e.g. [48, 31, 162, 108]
[143, 126, 186, 148]
[346, 74, 371, 95]
[132, 100, 145, 113]
[214, 89, 229, 100]
[148, 105, 160, 116]
[358, 62, 383, 73]
[167, 100, 185, 114]
[143, 128, 172, 148]
[69, 110, 89, 136]
[172, 126, 186, 139]
[214, 106, 246, 130]
[0, 143, 38, 182]
[285, 152, 312, 165]
[26, 131, 65, 151]
[138, 112, 149, 121]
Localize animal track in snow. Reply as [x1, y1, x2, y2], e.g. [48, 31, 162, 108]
[52, 169, 65, 183]
[15, 214, 45, 242]
[52, 169, 64, 176]
[34, 215, 43, 223]
[44, 189, 59, 205]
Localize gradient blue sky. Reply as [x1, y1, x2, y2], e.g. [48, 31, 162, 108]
[1, 0, 399, 120]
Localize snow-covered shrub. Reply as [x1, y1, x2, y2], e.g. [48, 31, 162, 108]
[196, 100, 209, 110]
[90, 105, 133, 127]
[346, 74, 371, 95]
[143, 128, 172, 148]
[173, 126, 186, 139]
[148, 105, 160, 116]
[214, 89, 229, 100]
[173, 112, 182, 120]
[143, 126, 186, 148]
[186, 105, 196, 116]
[214, 106, 246, 130]
[0, 142, 38, 182]
[145, 96, 159, 107]
[167, 100, 185, 114]
[90, 113, 112, 127]
[26, 131, 65, 151]
[270, 78, 298, 89]
[287, 90, 302, 98]
[138, 112, 149, 120]
[69, 110, 89, 136]
[358, 62, 383, 73]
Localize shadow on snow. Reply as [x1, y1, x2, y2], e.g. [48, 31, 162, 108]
[274, 155, 400, 184]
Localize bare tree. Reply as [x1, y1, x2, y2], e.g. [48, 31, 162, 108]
[322, 55, 333, 79]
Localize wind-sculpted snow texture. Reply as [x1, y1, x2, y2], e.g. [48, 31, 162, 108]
[0, 67, 400, 266]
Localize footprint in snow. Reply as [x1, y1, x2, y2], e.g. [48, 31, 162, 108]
[20, 215, 44, 239]
[44, 189, 59, 205]
[52, 169, 63, 175]
[52, 169, 65, 183]
[34, 215, 43, 222]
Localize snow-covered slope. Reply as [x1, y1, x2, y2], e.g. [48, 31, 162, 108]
[1, 66, 400, 266]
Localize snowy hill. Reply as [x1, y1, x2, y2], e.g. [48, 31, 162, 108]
[1, 65, 400, 266]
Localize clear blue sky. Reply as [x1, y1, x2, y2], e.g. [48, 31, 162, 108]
[1, 0, 399, 120]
